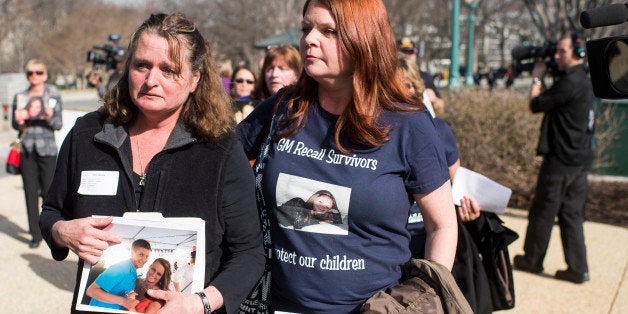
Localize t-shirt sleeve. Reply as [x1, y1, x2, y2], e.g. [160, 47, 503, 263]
[434, 118, 459, 167]
[236, 93, 280, 159]
[94, 263, 123, 292]
[402, 111, 450, 195]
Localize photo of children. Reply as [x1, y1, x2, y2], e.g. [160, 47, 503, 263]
[275, 173, 351, 235]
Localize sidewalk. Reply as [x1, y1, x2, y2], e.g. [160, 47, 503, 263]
[0, 111, 626, 313]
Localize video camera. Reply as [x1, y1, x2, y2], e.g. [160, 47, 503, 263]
[86, 34, 126, 71]
[510, 40, 559, 78]
[580, 3, 628, 99]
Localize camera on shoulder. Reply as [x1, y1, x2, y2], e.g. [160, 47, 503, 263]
[510, 40, 559, 79]
[86, 34, 126, 71]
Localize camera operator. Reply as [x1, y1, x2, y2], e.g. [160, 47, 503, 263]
[86, 70, 107, 100]
[514, 32, 595, 284]
[86, 34, 126, 100]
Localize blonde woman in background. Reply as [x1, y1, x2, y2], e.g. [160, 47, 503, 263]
[398, 57, 436, 117]
[11, 59, 63, 249]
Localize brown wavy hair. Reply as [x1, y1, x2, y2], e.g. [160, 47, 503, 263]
[103, 13, 234, 142]
[278, 0, 423, 153]
[151, 258, 172, 290]
[252, 45, 302, 100]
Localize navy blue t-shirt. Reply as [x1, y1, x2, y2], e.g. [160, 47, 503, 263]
[238, 97, 449, 313]
[408, 118, 459, 258]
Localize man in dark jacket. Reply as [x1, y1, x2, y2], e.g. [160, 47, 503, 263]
[514, 32, 594, 284]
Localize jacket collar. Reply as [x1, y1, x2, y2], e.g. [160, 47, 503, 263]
[564, 63, 585, 75]
[94, 116, 196, 150]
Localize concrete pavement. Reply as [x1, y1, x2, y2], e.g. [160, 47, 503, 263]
[0, 103, 626, 313]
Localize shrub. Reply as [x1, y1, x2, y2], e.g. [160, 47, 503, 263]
[440, 89, 624, 209]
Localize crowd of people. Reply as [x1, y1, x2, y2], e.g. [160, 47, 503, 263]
[9, 0, 596, 313]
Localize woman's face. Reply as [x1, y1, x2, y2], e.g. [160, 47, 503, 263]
[128, 33, 200, 119]
[26, 66, 47, 87]
[265, 56, 298, 95]
[404, 80, 416, 95]
[145, 261, 165, 286]
[311, 194, 334, 214]
[232, 69, 255, 98]
[300, 1, 352, 85]
[27, 99, 42, 118]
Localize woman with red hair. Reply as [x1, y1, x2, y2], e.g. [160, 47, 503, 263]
[238, 0, 457, 311]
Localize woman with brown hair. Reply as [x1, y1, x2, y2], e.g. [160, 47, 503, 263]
[132, 258, 172, 313]
[40, 13, 263, 314]
[238, 0, 457, 311]
[252, 45, 302, 101]
[231, 65, 258, 122]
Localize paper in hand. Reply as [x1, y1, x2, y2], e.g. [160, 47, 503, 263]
[451, 167, 512, 214]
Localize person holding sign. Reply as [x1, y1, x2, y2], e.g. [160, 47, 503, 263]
[39, 13, 263, 314]
[11, 59, 63, 249]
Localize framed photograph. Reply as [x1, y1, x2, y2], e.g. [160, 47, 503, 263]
[74, 213, 205, 313]
[15, 94, 57, 120]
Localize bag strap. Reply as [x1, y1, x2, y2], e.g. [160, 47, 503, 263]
[237, 107, 279, 314]
[253, 110, 279, 256]
[18, 126, 29, 141]
[239, 93, 290, 313]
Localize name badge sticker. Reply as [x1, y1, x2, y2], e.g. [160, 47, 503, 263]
[77, 171, 119, 196]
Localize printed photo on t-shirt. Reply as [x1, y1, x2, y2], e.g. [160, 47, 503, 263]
[276, 173, 351, 235]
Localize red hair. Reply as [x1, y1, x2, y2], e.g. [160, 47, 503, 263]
[278, 0, 422, 153]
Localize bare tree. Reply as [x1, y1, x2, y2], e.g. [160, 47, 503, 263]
[154, 0, 302, 69]
[2, 0, 625, 86]
[30, 1, 147, 85]
[472, 0, 529, 68]
[522, 0, 627, 40]
[0, 0, 41, 72]
[385, 0, 451, 72]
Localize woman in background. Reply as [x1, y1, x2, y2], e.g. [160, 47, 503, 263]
[398, 57, 436, 117]
[231, 65, 258, 122]
[252, 45, 301, 101]
[11, 59, 63, 249]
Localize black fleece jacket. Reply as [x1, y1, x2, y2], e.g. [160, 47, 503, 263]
[40, 111, 264, 314]
[530, 64, 594, 168]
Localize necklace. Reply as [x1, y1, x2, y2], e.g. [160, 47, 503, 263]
[135, 133, 147, 187]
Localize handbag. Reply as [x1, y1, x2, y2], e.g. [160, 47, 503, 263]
[5, 139, 21, 175]
[239, 110, 280, 314]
